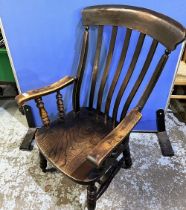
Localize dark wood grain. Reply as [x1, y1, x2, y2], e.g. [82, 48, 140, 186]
[35, 97, 50, 127]
[112, 33, 145, 122]
[56, 90, 65, 120]
[89, 26, 103, 109]
[97, 26, 118, 112]
[36, 108, 113, 184]
[15, 5, 186, 209]
[121, 39, 158, 119]
[105, 28, 132, 115]
[137, 50, 170, 111]
[87, 108, 142, 167]
[73, 27, 89, 112]
[82, 5, 186, 50]
[16, 76, 76, 106]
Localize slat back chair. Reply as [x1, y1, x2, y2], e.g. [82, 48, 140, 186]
[16, 5, 186, 210]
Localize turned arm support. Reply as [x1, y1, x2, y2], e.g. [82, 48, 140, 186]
[15, 76, 76, 106]
[87, 108, 142, 168]
[15, 76, 76, 127]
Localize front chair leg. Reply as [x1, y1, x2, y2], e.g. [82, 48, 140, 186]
[122, 137, 132, 169]
[87, 183, 97, 210]
[39, 152, 47, 172]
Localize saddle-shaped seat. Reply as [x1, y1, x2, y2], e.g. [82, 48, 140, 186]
[16, 5, 185, 210]
[36, 108, 113, 183]
[36, 107, 141, 183]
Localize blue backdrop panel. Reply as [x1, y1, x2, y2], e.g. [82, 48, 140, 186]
[0, 0, 185, 131]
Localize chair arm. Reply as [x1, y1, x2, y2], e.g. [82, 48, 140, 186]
[87, 108, 142, 168]
[15, 76, 76, 106]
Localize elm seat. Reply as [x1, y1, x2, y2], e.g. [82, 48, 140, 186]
[35, 107, 141, 184]
[36, 108, 113, 184]
[15, 5, 186, 210]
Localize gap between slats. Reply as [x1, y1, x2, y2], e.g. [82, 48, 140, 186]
[89, 25, 103, 109]
[112, 33, 146, 122]
[104, 28, 132, 116]
[120, 39, 158, 120]
[97, 26, 118, 112]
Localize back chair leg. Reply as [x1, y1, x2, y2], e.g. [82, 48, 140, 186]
[39, 152, 47, 172]
[122, 137, 132, 169]
[87, 182, 97, 210]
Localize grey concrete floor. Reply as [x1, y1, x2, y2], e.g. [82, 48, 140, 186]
[0, 100, 185, 210]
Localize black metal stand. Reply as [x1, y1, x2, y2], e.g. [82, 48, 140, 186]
[20, 105, 37, 151]
[0, 81, 18, 99]
[156, 109, 174, 157]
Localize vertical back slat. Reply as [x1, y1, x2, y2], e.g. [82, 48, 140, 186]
[120, 39, 158, 119]
[73, 27, 89, 112]
[89, 26, 104, 109]
[137, 50, 170, 111]
[105, 28, 132, 115]
[97, 26, 118, 112]
[112, 33, 146, 122]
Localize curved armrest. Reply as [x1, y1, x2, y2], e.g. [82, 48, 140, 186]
[15, 76, 76, 106]
[87, 108, 142, 167]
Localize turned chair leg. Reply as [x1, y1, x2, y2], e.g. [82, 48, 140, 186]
[122, 137, 132, 169]
[39, 152, 47, 172]
[87, 183, 97, 210]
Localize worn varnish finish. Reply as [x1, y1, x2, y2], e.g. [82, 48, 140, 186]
[87, 108, 142, 167]
[112, 33, 145, 122]
[121, 39, 158, 119]
[137, 50, 170, 111]
[97, 26, 118, 112]
[89, 26, 103, 109]
[15, 5, 186, 210]
[105, 28, 132, 115]
[82, 5, 185, 51]
[16, 76, 76, 106]
[73, 28, 89, 112]
[36, 108, 113, 183]
[56, 91, 65, 120]
[35, 97, 50, 127]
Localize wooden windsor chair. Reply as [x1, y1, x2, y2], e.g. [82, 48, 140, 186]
[16, 5, 186, 210]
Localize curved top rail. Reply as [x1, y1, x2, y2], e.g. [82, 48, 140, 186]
[82, 5, 186, 50]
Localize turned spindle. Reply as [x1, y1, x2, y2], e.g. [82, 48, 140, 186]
[87, 183, 97, 210]
[56, 90, 65, 120]
[35, 97, 50, 127]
